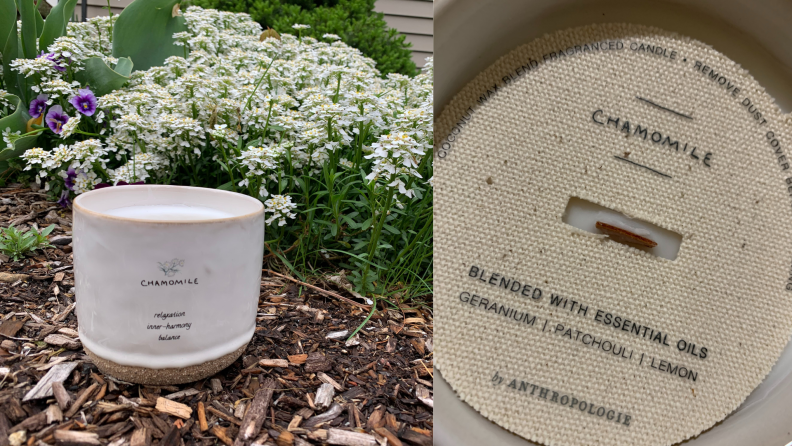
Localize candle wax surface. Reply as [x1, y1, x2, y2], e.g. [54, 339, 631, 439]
[102, 204, 234, 221]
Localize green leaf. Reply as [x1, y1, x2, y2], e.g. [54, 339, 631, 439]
[359, 217, 372, 231]
[245, 138, 262, 148]
[74, 57, 133, 96]
[41, 224, 55, 236]
[216, 181, 233, 191]
[0, 94, 39, 164]
[114, 57, 134, 77]
[0, 0, 21, 98]
[216, 160, 230, 173]
[271, 248, 305, 282]
[0, 134, 39, 162]
[0, 94, 27, 134]
[16, 0, 37, 59]
[20, 236, 37, 251]
[38, 0, 79, 52]
[112, 0, 189, 71]
[383, 224, 400, 235]
[34, 7, 43, 38]
[341, 215, 358, 227]
[324, 248, 387, 270]
[8, 133, 39, 152]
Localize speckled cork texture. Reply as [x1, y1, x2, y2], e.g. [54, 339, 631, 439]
[85, 343, 248, 385]
[435, 23, 792, 446]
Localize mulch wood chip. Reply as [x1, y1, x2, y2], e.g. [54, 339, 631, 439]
[0, 187, 433, 446]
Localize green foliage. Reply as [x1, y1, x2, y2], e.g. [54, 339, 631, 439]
[0, 94, 27, 136]
[0, 223, 56, 261]
[112, 0, 189, 71]
[0, 0, 81, 166]
[1, 0, 24, 101]
[1, 0, 78, 104]
[74, 57, 133, 96]
[38, 0, 79, 51]
[262, 143, 433, 302]
[0, 0, 153, 180]
[0, 94, 33, 173]
[16, 0, 38, 61]
[189, 0, 417, 76]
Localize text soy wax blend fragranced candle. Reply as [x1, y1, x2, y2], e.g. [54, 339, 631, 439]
[73, 185, 264, 384]
[435, 24, 792, 446]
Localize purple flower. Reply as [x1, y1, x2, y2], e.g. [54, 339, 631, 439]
[28, 94, 48, 119]
[45, 105, 69, 134]
[37, 51, 68, 72]
[57, 190, 71, 208]
[64, 167, 77, 191]
[69, 88, 97, 116]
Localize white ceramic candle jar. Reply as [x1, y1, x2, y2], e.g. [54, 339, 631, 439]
[73, 185, 264, 384]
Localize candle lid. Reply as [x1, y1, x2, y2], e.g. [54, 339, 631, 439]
[435, 23, 792, 446]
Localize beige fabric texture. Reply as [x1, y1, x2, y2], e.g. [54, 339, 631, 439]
[435, 24, 792, 446]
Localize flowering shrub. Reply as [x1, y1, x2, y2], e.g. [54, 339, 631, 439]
[14, 8, 433, 299]
[189, 0, 418, 76]
[0, 0, 126, 176]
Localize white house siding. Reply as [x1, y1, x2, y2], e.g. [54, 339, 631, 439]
[75, 0, 129, 21]
[374, 0, 433, 68]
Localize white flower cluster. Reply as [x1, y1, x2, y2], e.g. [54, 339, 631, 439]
[69, 139, 110, 170]
[8, 24, 109, 85]
[47, 36, 101, 72]
[35, 78, 81, 98]
[60, 114, 81, 138]
[65, 16, 117, 62]
[237, 144, 283, 191]
[9, 57, 59, 79]
[69, 169, 100, 194]
[20, 7, 433, 221]
[365, 131, 424, 198]
[264, 194, 298, 226]
[22, 139, 108, 177]
[2, 128, 22, 150]
[4, 17, 116, 187]
[108, 152, 166, 184]
[0, 90, 16, 112]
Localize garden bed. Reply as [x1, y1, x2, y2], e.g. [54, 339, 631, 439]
[0, 186, 433, 446]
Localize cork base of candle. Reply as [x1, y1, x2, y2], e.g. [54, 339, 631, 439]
[85, 343, 248, 385]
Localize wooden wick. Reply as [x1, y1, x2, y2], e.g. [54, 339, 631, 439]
[595, 221, 658, 248]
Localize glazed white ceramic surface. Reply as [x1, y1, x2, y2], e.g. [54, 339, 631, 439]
[435, 0, 792, 444]
[73, 185, 265, 368]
